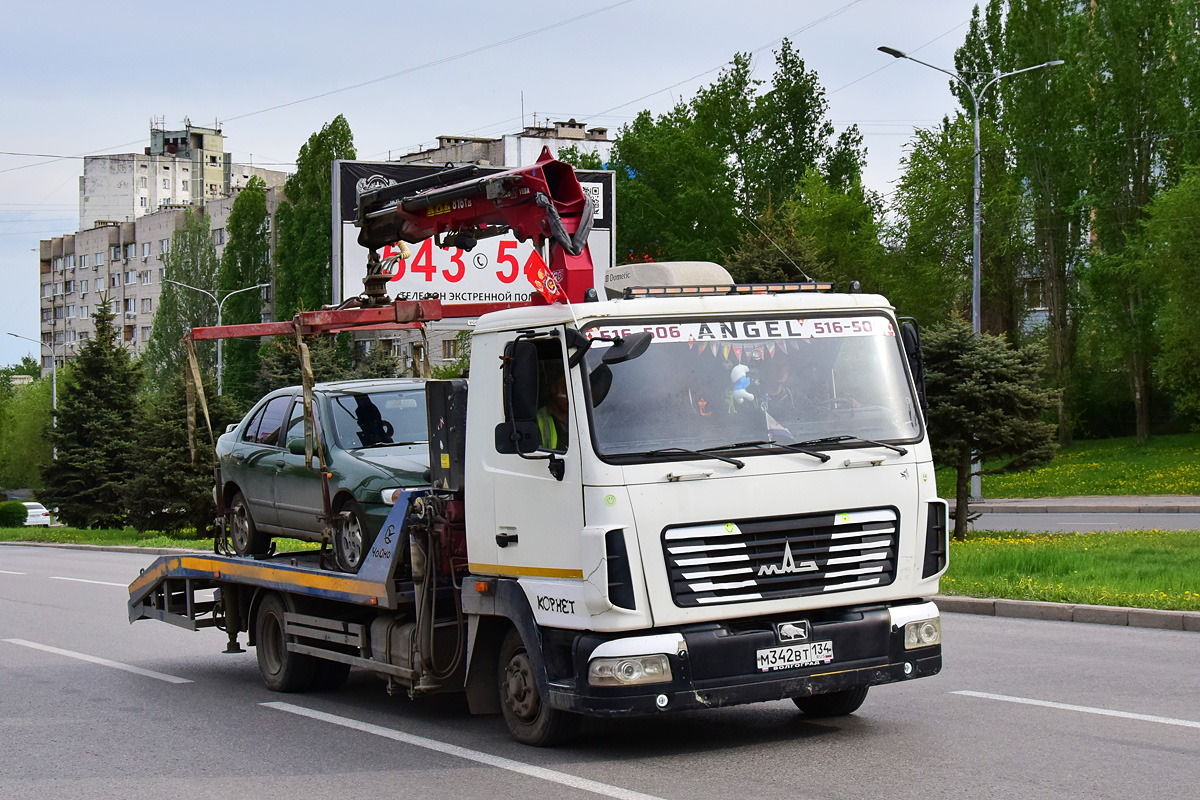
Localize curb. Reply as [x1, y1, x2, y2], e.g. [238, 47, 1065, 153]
[0, 540, 206, 557]
[937, 595, 1200, 633]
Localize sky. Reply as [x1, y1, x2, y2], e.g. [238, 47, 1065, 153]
[0, 0, 980, 367]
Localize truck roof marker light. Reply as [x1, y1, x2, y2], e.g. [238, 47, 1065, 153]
[623, 282, 832, 299]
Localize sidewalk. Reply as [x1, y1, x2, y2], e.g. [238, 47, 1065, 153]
[949, 495, 1200, 514]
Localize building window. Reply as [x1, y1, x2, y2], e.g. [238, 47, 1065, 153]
[54, 307, 63, 320]
[80, 254, 88, 268]
[110, 275, 120, 288]
[159, 267, 166, 280]
[163, 178, 170, 189]
[125, 271, 135, 285]
[182, 180, 189, 191]
[442, 339, 460, 360]
[65, 254, 75, 269]
[80, 279, 88, 294]
[141, 298, 152, 313]
[67, 330, 77, 343]
[111, 246, 121, 261]
[139, 176, 147, 188]
[41, 308, 51, 322]
[124, 298, 136, 313]
[140, 197, 148, 208]
[54, 282, 63, 295]
[80, 306, 89, 319]
[95, 252, 104, 266]
[159, 239, 170, 254]
[213, 228, 225, 245]
[126, 243, 136, 259]
[42, 356, 53, 369]
[142, 271, 152, 285]
[142, 326, 152, 341]
[64, 280, 74, 293]
[66, 305, 74, 318]
[54, 257, 62, 271]
[42, 283, 51, 298]
[142, 242, 151, 258]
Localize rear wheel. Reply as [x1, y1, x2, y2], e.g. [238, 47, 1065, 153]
[254, 592, 319, 692]
[497, 628, 580, 746]
[792, 686, 869, 717]
[333, 498, 373, 573]
[229, 491, 270, 556]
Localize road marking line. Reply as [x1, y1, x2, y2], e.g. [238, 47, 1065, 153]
[953, 690, 1200, 729]
[263, 701, 665, 800]
[0, 570, 26, 575]
[3, 639, 192, 684]
[49, 576, 127, 587]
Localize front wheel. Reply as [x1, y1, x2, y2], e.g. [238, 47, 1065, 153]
[497, 628, 580, 746]
[792, 686, 869, 717]
[333, 498, 373, 573]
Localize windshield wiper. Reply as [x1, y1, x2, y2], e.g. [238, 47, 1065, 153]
[708, 439, 830, 463]
[643, 448, 745, 469]
[793, 435, 908, 456]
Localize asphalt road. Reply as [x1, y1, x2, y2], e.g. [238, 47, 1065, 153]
[1, 544, 1197, 800]
[973, 512, 1200, 533]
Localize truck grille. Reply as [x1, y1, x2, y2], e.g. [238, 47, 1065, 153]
[663, 508, 899, 607]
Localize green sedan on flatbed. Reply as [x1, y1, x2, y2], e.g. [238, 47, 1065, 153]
[216, 379, 429, 571]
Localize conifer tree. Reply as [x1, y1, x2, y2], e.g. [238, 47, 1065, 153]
[922, 319, 1057, 540]
[40, 303, 141, 528]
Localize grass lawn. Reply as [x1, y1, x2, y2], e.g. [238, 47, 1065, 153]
[936, 431, 1200, 498]
[0, 526, 321, 552]
[943, 529, 1200, 611]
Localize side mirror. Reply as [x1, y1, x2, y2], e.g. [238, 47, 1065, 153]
[495, 340, 542, 455]
[589, 363, 613, 407]
[225, 423, 237, 434]
[602, 331, 652, 365]
[286, 437, 307, 456]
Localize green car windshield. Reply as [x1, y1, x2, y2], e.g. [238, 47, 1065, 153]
[583, 313, 922, 460]
[328, 389, 429, 449]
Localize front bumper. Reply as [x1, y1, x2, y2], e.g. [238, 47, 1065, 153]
[547, 601, 941, 717]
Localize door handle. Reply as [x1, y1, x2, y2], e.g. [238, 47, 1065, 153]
[496, 531, 519, 548]
[232, 453, 246, 463]
[275, 459, 286, 469]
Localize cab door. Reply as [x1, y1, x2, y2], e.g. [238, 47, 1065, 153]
[483, 332, 586, 581]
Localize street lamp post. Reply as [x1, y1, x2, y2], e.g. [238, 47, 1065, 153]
[879, 46, 1063, 499]
[165, 280, 269, 394]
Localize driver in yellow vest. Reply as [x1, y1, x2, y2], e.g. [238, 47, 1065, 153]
[536, 371, 569, 451]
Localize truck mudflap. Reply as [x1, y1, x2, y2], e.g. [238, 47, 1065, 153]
[547, 601, 941, 717]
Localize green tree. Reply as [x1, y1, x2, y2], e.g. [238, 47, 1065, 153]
[275, 115, 356, 319]
[123, 375, 241, 535]
[0, 378, 52, 491]
[142, 209, 220, 391]
[923, 319, 1057, 540]
[253, 332, 397, 397]
[39, 305, 141, 528]
[1137, 166, 1200, 424]
[555, 146, 604, 170]
[218, 176, 272, 406]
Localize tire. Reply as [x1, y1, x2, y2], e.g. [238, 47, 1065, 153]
[254, 592, 319, 692]
[497, 628, 580, 746]
[333, 498, 374, 573]
[229, 491, 270, 556]
[792, 686, 869, 717]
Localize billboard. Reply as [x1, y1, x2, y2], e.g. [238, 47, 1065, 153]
[332, 160, 614, 307]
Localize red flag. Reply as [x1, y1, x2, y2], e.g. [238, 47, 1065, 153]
[523, 249, 565, 303]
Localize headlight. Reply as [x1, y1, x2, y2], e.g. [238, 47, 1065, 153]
[904, 618, 941, 649]
[380, 488, 405, 506]
[587, 654, 672, 686]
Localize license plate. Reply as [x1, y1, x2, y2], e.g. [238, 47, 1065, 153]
[756, 640, 834, 672]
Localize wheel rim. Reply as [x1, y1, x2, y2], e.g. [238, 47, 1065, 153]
[503, 650, 539, 722]
[339, 512, 365, 568]
[231, 503, 251, 552]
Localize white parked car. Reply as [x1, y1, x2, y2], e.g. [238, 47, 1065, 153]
[23, 502, 51, 527]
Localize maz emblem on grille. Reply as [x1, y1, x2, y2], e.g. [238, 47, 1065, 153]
[757, 541, 817, 576]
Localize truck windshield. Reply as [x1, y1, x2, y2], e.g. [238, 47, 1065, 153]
[583, 314, 921, 461]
